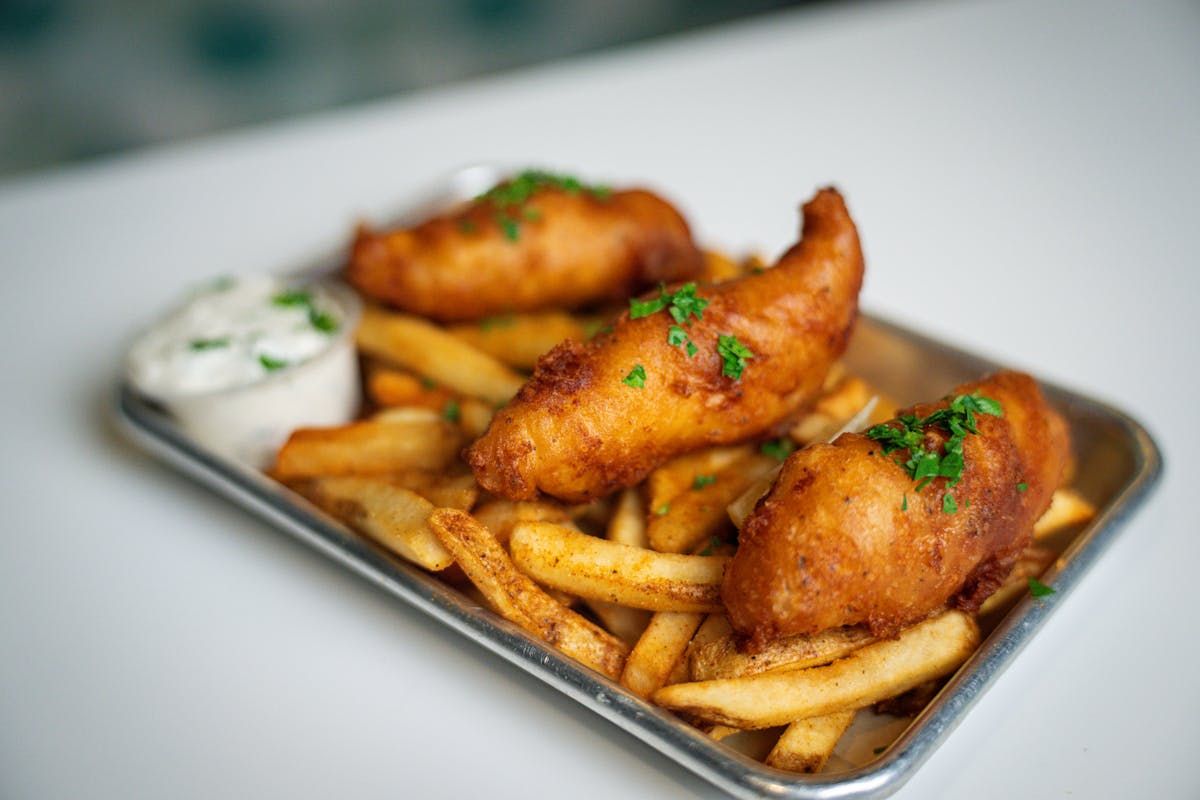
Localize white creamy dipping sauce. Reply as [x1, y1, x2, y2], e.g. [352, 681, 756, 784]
[128, 276, 346, 395]
[126, 275, 363, 468]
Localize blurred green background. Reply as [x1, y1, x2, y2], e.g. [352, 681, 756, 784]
[0, 0, 819, 178]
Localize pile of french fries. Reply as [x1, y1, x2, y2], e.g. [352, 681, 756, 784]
[270, 252, 1097, 775]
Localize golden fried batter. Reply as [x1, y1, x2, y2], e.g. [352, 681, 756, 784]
[466, 188, 864, 503]
[346, 175, 702, 322]
[723, 371, 1070, 650]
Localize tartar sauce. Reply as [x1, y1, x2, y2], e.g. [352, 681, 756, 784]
[128, 276, 346, 396]
[126, 275, 362, 468]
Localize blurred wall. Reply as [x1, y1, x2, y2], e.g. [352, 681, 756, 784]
[0, 0, 811, 177]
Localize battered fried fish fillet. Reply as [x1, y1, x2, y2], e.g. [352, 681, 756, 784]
[466, 188, 864, 503]
[346, 172, 702, 322]
[723, 371, 1070, 650]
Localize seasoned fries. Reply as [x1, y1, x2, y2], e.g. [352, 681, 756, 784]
[653, 611, 980, 728]
[273, 410, 463, 478]
[690, 625, 877, 682]
[509, 521, 727, 612]
[356, 305, 524, 403]
[428, 509, 628, 678]
[446, 311, 589, 370]
[620, 610, 705, 697]
[766, 711, 857, 773]
[290, 476, 453, 571]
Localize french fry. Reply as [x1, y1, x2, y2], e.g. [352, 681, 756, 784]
[607, 487, 648, 548]
[356, 305, 524, 404]
[273, 411, 463, 478]
[696, 250, 745, 283]
[765, 710, 857, 773]
[1033, 487, 1096, 539]
[789, 376, 874, 443]
[977, 546, 1056, 617]
[667, 613, 732, 687]
[366, 367, 456, 411]
[653, 611, 980, 728]
[621, 611, 706, 697]
[428, 509, 628, 678]
[362, 467, 477, 510]
[456, 397, 495, 440]
[446, 311, 587, 370]
[469, 497, 570, 547]
[648, 452, 777, 554]
[585, 600, 652, 647]
[290, 476, 453, 571]
[510, 521, 728, 612]
[646, 445, 751, 516]
[690, 625, 877, 682]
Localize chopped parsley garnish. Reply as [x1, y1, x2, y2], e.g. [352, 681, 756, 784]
[189, 337, 229, 351]
[622, 364, 646, 388]
[308, 309, 338, 333]
[457, 219, 478, 235]
[699, 536, 722, 556]
[629, 282, 710, 325]
[717, 334, 755, 380]
[1028, 577, 1055, 598]
[272, 289, 338, 333]
[667, 283, 709, 326]
[901, 493, 908, 511]
[760, 437, 795, 462]
[1017, 481, 1028, 492]
[693, 474, 716, 490]
[421, 377, 438, 390]
[475, 170, 610, 241]
[272, 290, 313, 308]
[866, 392, 1003, 511]
[442, 399, 461, 423]
[655, 503, 670, 516]
[495, 213, 520, 241]
[259, 354, 288, 371]
[667, 324, 699, 357]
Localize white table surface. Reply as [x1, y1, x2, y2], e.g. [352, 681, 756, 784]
[2, 0, 1197, 797]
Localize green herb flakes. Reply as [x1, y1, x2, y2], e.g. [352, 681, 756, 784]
[717, 334, 755, 380]
[622, 364, 647, 389]
[189, 337, 229, 351]
[760, 438, 795, 462]
[693, 474, 716, 490]
[442, 399, 461, 423]
[1028, 577, 1055, 598]
[258, 354, 288, 371]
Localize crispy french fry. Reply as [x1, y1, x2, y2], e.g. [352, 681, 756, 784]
[621, 611, 706, 697]
[666, 613, 732, 687]
[788, 376, 874, 443]
[690, 625, 877, 682]
[654, 611, 980, 728]
[470, 498, 570, 547]
[585, 600, 652, 647]
[646, 445, 751, 515]
[977, 546, 1056, 617]
[1033, 487, 1096, 539]
[446, 311, 587, 370]
[273, 411, 463, 478]
[354, 467, 477, 510]
[366, 367, 456, 411]
[649, 453, 777, 554]
[696, 250, 745, 283]
[356, 305, 524, 404]
[457, 397, 495, 440]
[428, 509, 628, 678]
[765, 710, 857, 773]
[607, 487, 649, 549]
[510, 521, 727, 612]
[290, 476, 453, 570]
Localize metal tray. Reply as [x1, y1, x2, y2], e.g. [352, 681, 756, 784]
[113, 170, 1162, 799]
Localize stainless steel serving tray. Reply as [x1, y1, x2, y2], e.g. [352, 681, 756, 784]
[114, 169, 1162, 799]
